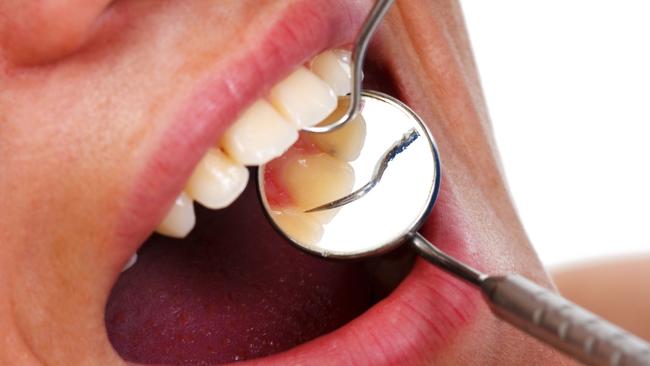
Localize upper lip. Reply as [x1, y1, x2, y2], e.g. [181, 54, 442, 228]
[115, 0, 368, 252]
[113, 1, 483, 364]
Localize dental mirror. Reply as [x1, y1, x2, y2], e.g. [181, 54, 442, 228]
[259, 90, 439, 258]
[258, 91, 650, 366]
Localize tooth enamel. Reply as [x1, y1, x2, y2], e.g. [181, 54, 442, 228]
[122, 254, 138, 272]
[186, 148, 249, 209]
[283, 152, 355, 223]
[310, 98, 367, 161]
[310, 50, 352, 96]
[153, 52, 358, 239]
[221, 100, 298, 165]
[270, 208, 323, 245]
[268, 67, 337, 128]
[155, 192, 196, 238]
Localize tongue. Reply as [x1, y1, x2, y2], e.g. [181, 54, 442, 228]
[105, 174, 375, 365]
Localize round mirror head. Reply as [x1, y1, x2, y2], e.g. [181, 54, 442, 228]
[258, 90, 441, 259]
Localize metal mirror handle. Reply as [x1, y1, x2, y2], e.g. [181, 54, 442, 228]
[413, 233, 650, 366]
[484, 275, 650, 366]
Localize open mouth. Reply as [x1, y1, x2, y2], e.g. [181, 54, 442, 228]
[103, 1, 482, 365]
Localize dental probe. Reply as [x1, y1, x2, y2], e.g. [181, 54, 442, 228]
[305, 128, 419, 213]
[259, 91, 650, 366]
[302, 0, 395, 133]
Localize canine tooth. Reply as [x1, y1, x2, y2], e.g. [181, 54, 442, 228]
[186, 148, 249, 209]
[310, 98, 367, 161]
[283, 152, 355, 224]
[310, 50, 352, 96]
[221, 100, 298, 165]
[268, 67, 337, 128]
[270, 208, 323, 245]
[155, 192, 196, 238]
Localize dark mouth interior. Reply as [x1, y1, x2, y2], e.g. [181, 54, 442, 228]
[106, 179, 414, 365]
[104, 52, 407, 366]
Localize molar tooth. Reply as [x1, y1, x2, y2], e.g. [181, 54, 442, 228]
[186, 148, 249, 209]
[310, 98, 367, 161]
[283, 152, 355, 224]
[155, 192, 196, 238]
[268, 67, 337, 128]
[221, 100, 298, 165]
[310, 50, 352, 96]
[270, 208, 323, 245]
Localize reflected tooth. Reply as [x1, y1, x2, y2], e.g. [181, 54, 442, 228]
[310, 97, 367, 161]
[186, 148, 249, 209]
[268, 67, 337, 128]
[221, 100, 298, 165]
[155, 192, 196, 238]
[310, 50, 352, 96]
[270, 208, 323, 245]
[283, 152, 355, 224]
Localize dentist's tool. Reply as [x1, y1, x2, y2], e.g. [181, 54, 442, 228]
[302, 0, 395, 133]
[259, 90, 650, 366]
[258, 0, 650, 364]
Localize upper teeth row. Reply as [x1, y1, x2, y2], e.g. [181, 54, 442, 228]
[154, 49, 352, 239]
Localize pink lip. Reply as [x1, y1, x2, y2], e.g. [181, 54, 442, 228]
[115, 0, 483, 364]
[239, 187, 483, 365]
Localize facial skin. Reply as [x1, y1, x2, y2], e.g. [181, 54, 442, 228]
[0, 0, 573, 365]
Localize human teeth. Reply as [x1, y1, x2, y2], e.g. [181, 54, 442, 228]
[283, 152, 355, 223]
[268, 67, 337, 128]
[155, 192, 196, 238]
[185, 148, 249, 209]
[310, 50, 352, 96]
[122, 254, 138, 272]
[310, 98, 367, 161]
[155, 50, 356, 239]
[221, 100, 298, 165]
[270, 208, 323, 245]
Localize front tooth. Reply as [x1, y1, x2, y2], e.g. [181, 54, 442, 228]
[310, 50, 352, 96]
[185, 148, 249, 209]
[282, 152, 355, 224]
[270, 208, 323, 246]
[155, 192, 196, 238]
[122, 254, 138, 272]
[268, 67, 337, 128]
[309, 97, 367, 161]
[221, 100, 298, 165]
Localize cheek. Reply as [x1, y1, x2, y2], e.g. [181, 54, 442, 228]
[0, 0, 112, 65]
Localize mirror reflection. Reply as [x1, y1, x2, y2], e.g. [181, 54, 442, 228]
[261, 98, 367, 245]
[259, 92, 438, 258]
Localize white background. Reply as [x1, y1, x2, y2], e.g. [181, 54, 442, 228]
[460, 1, 650, 267]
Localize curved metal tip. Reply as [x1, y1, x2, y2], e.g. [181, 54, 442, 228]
[305, 128, 419, 213]
[302, 0, 395, 134]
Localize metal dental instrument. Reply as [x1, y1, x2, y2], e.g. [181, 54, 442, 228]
[305, 128, 419, 213]
[302, 0, 395, 134]
[258, 91, 650, 366]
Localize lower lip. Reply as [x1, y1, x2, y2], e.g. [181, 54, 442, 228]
[248, 185, 482, 365]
